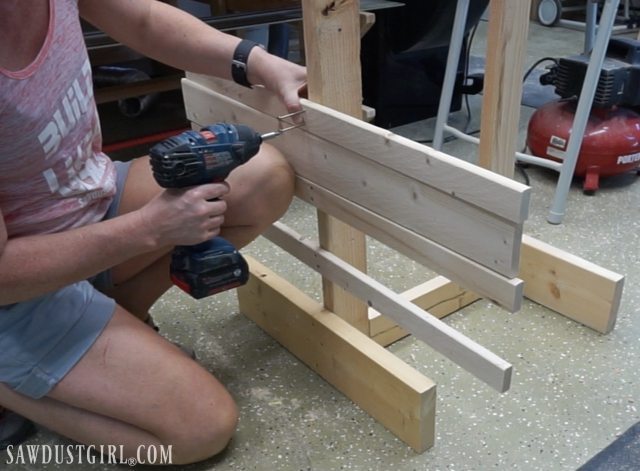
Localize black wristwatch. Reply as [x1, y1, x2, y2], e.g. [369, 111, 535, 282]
[231, 39, 264, 88]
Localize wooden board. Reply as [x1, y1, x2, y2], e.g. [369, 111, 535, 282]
[303, 0, 369, 333]
[295, 176, 523, 312]
[369, 277, 482, 346]
[521, 235, 624, 333]
[478, 0, 532, 176]
[300, 99, 530, 224]
[187, 73, 531, 224]
[238, 256, 436, 452]
[264, 222, 513, 393]
[473, 0, 624, 333]
[182, 78, 526, 278]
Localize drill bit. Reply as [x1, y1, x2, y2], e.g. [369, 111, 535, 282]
[261, 110, 306, 141]
[260, 130, 284, 141]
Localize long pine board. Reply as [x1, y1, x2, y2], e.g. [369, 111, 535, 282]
[182, 75, 623, 332]
[302, 0, 369, 333]
[369, 277, 482, 346]
[295, 176, 522, 312]
[471, 1, 623, 333]
[186, 73, 530, 224]
[265, 222, 513, 393]
[182, 78, 524, 277]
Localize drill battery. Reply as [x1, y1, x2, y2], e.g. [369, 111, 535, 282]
[169, 238, 249, 299]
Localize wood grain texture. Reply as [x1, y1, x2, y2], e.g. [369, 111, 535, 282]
[472, 3, 623, 333]
[186, 73, 531, 224]
[181, 79, 524, 277]
[295, 177, 523, 311]
[264, 222, 513, 393]
[478, 0, 532, 176]
[369, 277, 482, 345]
[301, 99, 530, 224]
[521, 235, 624, 333]
[302, 0, 368, 332]
[238, 256, 436, 452]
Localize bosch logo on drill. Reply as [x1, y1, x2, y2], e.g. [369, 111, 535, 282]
[203, 152, 232, 172]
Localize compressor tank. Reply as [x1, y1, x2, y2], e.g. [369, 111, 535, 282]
[527, 99, 640, 190]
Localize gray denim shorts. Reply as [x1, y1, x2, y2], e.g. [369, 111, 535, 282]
[0, 160, 132, 399]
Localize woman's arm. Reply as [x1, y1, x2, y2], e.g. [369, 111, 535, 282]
[0, 183, 228, 305]
[78, 0, 306, 111]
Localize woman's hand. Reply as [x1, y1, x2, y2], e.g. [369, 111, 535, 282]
[247, 49, 307, 114]
[136, 183, 230, 248]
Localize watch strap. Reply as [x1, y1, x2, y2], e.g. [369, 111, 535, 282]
[231, 39, 262, 88]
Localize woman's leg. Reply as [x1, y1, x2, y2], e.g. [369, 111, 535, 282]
[0, 305, 237, 464]
[0, 138, 293, 463]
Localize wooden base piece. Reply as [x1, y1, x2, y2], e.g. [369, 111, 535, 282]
[521, 235, 624, 333]
[370, 277, 482, 346]
[237, 256, 436, 453]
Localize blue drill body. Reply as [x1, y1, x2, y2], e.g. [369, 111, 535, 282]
[149, 123, 265, 299]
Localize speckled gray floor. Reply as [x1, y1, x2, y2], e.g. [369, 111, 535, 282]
[4, 19, 640, 471]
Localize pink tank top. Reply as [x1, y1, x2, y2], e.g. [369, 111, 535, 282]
[0, 0, 116, 238]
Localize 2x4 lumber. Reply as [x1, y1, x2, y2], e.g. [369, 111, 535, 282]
[475, 3, 623, 332]
[302, 0, 369, 333]
[295, 177, 523, 312]
[183, 77, 523, 310]
[186, 73, 530, 225]
[369, 277, 482, 346]
[237, 256, 436, 452]
[301, 99, 530, 225]
[520, 235, 624, 334]
[478, 0, 532, 176]
[359, 11, 376, 38]
[264, 222, 513, 393]
[181, 78, 524, 278]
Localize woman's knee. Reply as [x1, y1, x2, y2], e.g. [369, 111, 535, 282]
[155, 374, 239, 464]
[252, 144, 295, 219]
[226, 143, 294, 227]
[257, 143, 294, 193]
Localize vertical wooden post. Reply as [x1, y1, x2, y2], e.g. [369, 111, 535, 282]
[475, 3, 623, 333]
[302, 0, 369, 333]
[478, 0, 532, 176]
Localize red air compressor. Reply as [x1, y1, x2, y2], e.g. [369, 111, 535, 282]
[527, 37, 640, 193]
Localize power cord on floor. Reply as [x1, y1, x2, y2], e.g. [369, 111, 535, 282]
[516, 162, 531, 186]
[523, 56, 558, 83]
[517, 57, 558, 185]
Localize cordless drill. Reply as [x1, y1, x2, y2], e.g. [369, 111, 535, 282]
[149, 123, 281, 299]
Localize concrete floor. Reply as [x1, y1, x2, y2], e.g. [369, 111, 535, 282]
[4, 18, 640, 471]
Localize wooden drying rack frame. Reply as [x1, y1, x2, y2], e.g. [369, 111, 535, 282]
[181, 0, 624, 452]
